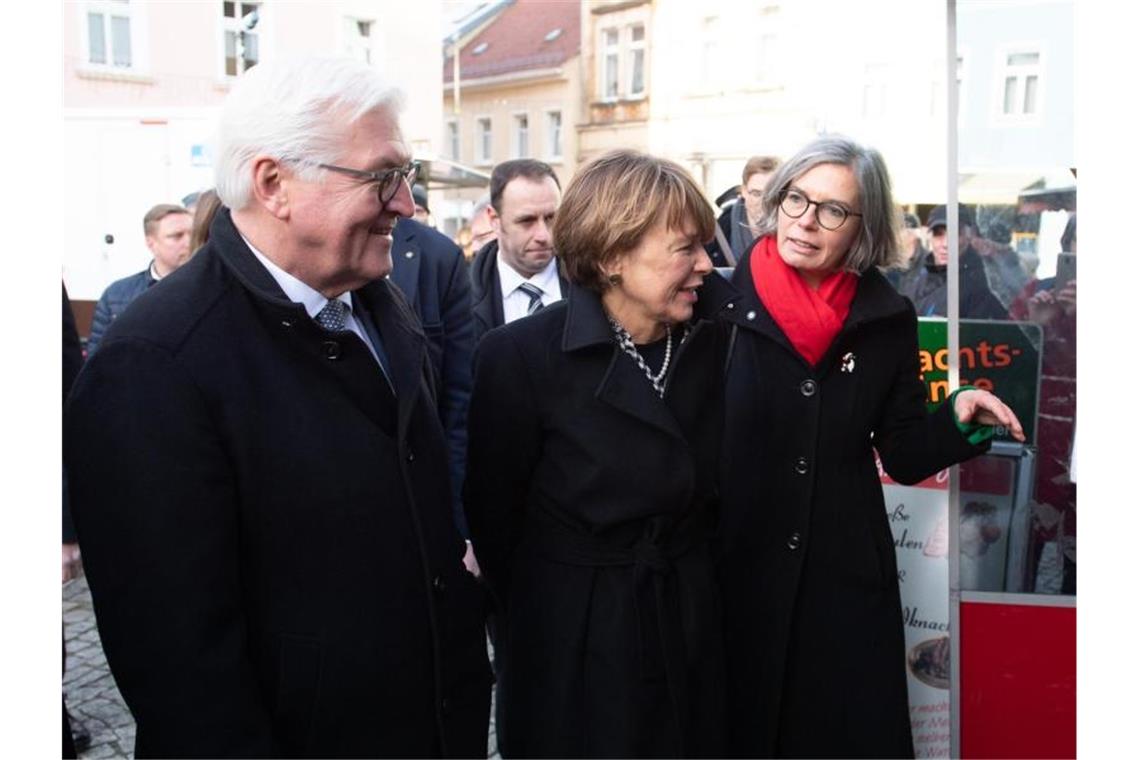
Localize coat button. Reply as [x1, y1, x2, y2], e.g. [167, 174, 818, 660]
[787, 531, 802, 550]
[794, 457, 809, 475]
[746, 310, 756, 320]
[441, 698, 451, 715]
[281, 319, 293, 328]
[432, 575, 446, 592]
[726, 302, 735, 310]
[406, 450, 415, 463]
[405, 250, 415, 259]
[800, 379, 817, 397]
[322, 340, 341, 360]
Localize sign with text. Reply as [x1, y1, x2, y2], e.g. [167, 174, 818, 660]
[916, 319, 1043, 444]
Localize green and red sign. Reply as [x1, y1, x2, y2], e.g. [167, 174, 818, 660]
[916, 318, 1042, 444]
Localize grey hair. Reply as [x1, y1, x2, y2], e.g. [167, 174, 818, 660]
[755, 134, 898, 273]
[215, 57, 405, 210]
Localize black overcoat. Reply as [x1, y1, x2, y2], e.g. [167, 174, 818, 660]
[718, 253, 988, 758]
[465, 278, 737, 758]
[64, 209, 491, 758]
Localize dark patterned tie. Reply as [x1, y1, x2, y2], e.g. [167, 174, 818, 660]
[315, 298, 348, 332]
[517, 282, 545, 315]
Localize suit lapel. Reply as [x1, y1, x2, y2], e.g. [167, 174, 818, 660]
[360, 279, 428, 441]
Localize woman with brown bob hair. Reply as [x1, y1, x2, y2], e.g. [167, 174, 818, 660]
[465, 149, 737, 757]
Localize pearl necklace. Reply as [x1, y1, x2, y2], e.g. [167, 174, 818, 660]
[607, 318, 690, 398]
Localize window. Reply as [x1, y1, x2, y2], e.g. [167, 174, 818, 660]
[546, 111, 563, 160]
[222, 2, 261, 77]
[629, 24, 646, 96]
[476, 117, 492, 164]
[1001, 50, 1041, 116]
[345, 17, 375, 64]
[862, 64, 889, 118]
[599, 23, 648, 100]
[601, 28, 620, 99]
[513, 114, 529, 158]
[86, 0, 134, 69]
[699, 17, 718, 85]
[446, 120, 459, 160]
[752, 6, 781, 84]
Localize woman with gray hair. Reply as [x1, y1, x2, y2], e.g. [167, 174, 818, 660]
[716, 135, 1024, 757]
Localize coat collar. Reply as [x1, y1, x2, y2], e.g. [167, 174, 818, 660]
[210, 208, 427, 438]
[726, 243, 911, 367]
[388, 217, 423, 310]
[470, 240, 505, 332]
[559, 274, 740, 442]
[561, 270, 740, 353]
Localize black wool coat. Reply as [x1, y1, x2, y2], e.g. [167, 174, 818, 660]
[64, 209, 491, 758]
[465, 277, 737, 758]
[390, 217, 476, 537]
[718, 253, 988, 758]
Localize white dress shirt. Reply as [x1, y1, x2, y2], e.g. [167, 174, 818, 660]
[242, 236, 388, 377]
[497, 255, 563, 324]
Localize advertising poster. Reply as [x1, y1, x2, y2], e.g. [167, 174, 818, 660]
[880, 461, 952, 758]
[880, 319, 1040, 757]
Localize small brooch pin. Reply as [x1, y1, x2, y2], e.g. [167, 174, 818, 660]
[840, 352, 856, 373]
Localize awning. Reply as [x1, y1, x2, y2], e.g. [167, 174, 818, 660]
[414, 153, 491, 190]
[957, 170, 1074, 206]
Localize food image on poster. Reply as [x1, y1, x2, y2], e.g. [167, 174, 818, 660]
[908, 635, 951, 690]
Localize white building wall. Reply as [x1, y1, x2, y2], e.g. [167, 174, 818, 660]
[64, 0, 444, 301]
[643, 0, 948, 204]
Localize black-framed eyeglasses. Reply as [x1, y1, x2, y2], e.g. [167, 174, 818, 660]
[318, 161, 421, 206]
[779, 188, 862, 231]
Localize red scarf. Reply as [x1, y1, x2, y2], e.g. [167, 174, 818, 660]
[751, 235, 857, 367]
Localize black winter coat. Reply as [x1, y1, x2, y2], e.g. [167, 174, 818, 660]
[469, 239, 569, 343]
[64, 209, 491, 758]
[718, 254, 989, 758]
[390, 218, 476, 537]
[465, 277, 737, 758]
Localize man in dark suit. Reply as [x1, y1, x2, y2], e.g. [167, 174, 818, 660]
[390, 217, 478, 574]
[470, 159, 567, 342]
[63, 57, 491, 758]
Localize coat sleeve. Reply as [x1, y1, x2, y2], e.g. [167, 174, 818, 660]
[63, 338, 278, 757]
[873, 305, 990, 485]
[464, 327, 543, 609]
[439, 249, 476, 539]
[85, 290, 113, 357]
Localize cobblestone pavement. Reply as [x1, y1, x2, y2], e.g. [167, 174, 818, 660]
[63, 574, 500, 759]
[63, 575, 134, 759]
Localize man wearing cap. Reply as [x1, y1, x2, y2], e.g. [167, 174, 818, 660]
[897, 204, 1007, 319]
[411, 183, 433, 226]
[470, 159, 566, 343]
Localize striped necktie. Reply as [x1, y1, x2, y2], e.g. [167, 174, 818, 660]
[517, 282, 545, 315]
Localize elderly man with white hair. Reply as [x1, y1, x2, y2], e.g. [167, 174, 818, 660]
[64, 58, 492, 758]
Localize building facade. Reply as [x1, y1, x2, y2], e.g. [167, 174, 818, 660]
[440, 0, 582, 240]
[64, 0, 445, 316]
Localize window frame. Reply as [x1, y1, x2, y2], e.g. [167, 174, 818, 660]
[992, 42, 1046, 126]
[342, 16, 376, 65]
[599, 26, 621, 101]
[219, 1, 264, 81]
[79, 0, 148, 74]
[545, 109, 563, 162]
[446, 119, 460, 161]
[475, 116, 493, 166]
[512, 111, 530, 159]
